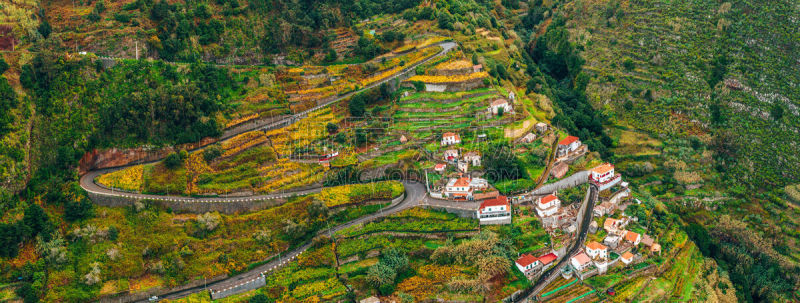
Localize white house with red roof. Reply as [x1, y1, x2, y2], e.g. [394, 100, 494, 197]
[434, 163, 446, 173]
[443, 176, 488, 200]
[515, 252, 558, 276]
[488, 99, 513, 115]
[589, 163, 622, 191]
[441, 132, 461, 146]
[585, 241, 608, 259]
[515, 253, 539, 273]
[443, 149, 459, 162]
[535, 194, 561, 217]
[570, 252, 592, 271]
[620, 252, 635, 265]
[557, 135, 582, 157]
[477, 196, 511, 225]
[623, 230, 642, 246]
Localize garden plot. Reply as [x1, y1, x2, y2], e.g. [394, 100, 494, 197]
[541, 281, 597, 303]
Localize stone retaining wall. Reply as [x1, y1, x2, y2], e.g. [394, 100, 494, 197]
[87, 192, 289, 214]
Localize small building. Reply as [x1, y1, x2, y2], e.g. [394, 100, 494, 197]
[508, 91, 516, 102]
[623, 230, 642, 246]
[535, 122, 548, 133]
[400, 135, 408, 143]
[557, 136, 582, 157]
[536, 194, 561, 217]
[588, 221, 598, 234]
[620, 252, 634, 265]
[444, 177, 472, 200]
[570, 252, 592, 272]
[651, 243, 662, 254]
[443, 176, 488, 201]
[488, 99, 513, 115]
[463, 151, 481, 166]
[538, 253, 558, 271]
[441, 132, 461, 146]
[443, 149, 459, 162]
[515, 253, 539, 274]
[477, 195, 511, 225]
[603, 217, 628, 234]
[472, 64, 483, 73]
[640, 234, 655, 248]
[589, 163, 622, 191]
[603, 234, 622, 249]
[521, 133, 537, 143]
[593, 201, 616, 217]
[469, 177, 489, 190]
[457, 160, 469, 173]
[586, 241, 608, 259]
[550, 162, 569, 179]
[434, 163, 446, 173]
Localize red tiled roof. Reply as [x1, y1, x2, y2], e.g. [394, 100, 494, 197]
[443, 132, 460, 140]
[592, 163, 614, 174]
[558, 136, 580, 146]
[453, 177, 470, 187]
[491, 99, 508, 107]
[604, 218, 618, 230]
[435, 163, 446, 169]
[572, 252, 591, 265]
[540, 194, 558, 205]
[538, 253, 557, 265]
[621, 252, 634, 261]
[624, 230, 640, 243]
[480, 196, 509, 210]
[586, 241, 607, 251]
[516, 253, 538, 267]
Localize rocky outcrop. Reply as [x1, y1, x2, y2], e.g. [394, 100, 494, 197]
[78, 137, 217, 174]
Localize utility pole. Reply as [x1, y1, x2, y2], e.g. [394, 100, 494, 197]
[135, 41, 139, 60]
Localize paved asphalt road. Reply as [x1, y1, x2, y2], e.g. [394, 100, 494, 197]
[79, 41, 458, 202]
[144, 180, 428, 302]
[520, 185, 598, 302]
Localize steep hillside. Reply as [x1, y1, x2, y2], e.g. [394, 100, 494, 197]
[568, 0, 799, 188]
[41, 0, 421, 63]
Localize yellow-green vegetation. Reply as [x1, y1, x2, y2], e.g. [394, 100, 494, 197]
[95, 165, 145, 192]
[34, 182, 389, 300]
[406, 71, 489, 84]
[164, 290, 210, 303]
[336, 207, 478, 237]
[318, 181, 404, 208]
[359, 149, 420, 169]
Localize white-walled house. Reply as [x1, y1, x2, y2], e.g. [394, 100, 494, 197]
[443, 176, 488, 200]
[441, 132, 461, 146]
[623, 230, 642, 246]
[434, 163, 446, 173]
[536, 194, 561, 217]
[488, 99, 513, 115]
[585, 241, 608, 259]
[557, 136, 582, 157]
[443, 149, 459, 162]
[515, 254, 539, 274]
[463, 151, 481, 166]
[477, 195, 511, 225]
[570, 252, 592, 272]
[620, 252, 634, 265]
[589, 163, 622, 190]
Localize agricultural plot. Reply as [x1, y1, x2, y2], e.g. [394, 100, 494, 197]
[97, 111, 339, 196]
[542, 281, 596, 303]
[335, 207, 478, 237]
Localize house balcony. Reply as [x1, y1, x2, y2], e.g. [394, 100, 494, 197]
[590, 173, 621, 191]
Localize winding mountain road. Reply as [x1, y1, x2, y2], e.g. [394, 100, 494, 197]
[137, 180, 428, 302]
[79, 41, 458, 302]
[79, 41, 457, 203]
